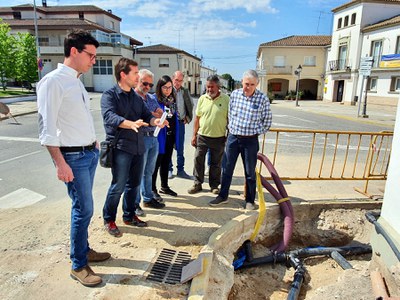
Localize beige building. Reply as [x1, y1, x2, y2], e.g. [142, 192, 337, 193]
[0, 2, 143, 92]
[257, 35, 331, 100]
[135, 44, 202, 96]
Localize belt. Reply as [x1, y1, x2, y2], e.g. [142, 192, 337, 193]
[166, 131, 173, 135]
[235, 134, 258, 138]
[60, 142, 96, 152]
[143, 131, 155, 137]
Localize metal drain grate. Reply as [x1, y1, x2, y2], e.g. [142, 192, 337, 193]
[147, 248, 192, 284]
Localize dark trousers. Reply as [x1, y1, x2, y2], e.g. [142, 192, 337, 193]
[193, 135, 226, 188]
[219, 134, 259, 203]
[153, 132, 175, 190]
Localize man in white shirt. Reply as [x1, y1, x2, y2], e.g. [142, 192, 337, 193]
[37, 29, 110, 287]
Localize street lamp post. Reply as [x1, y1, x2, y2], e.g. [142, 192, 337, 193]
[294, 64, 302, 107]
[33, 0, 41, 80]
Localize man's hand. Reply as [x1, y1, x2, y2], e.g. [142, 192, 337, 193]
[154, 118, 169, 128]
[191, 135, 197, 147]
[130, 119, 149, 132]
[56, 161, 74, 183]
[152, 108, 163, 118]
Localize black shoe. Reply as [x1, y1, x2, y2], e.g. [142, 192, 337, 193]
[123, 216, 148, 227]
[159, 187, 178, 197]
[153, 190, 163, 201]
[144, 198, 165, 209]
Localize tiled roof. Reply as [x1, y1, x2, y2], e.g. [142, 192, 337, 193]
[259, 35, 331, 47]
[333, 0, 400, 13]
[4, 18, 111, 31]
[136, 44, 201, 61]
[0, 4, 121, 21]
[362, 14, 400, 31]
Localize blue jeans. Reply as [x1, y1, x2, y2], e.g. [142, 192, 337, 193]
[170, 120, 185, 172]
[219, 134, 259, 203]
[136, 136, 159, 204]
[103, 148, 144, 222]
[62, 148, 99, 270]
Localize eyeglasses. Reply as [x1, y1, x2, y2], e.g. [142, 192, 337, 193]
[162, 85, 173, 90]
[142, 82, 154, 88]
[80, 49, 97, 61]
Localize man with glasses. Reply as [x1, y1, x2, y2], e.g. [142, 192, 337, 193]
[134, 69, 166, 216]
[37, 29, 110, 287]
[169, 70, 194, 179]
[101, 58, 167, 238]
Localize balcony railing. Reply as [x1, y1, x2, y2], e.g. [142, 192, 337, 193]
[328, 59, 351, 71]
[266, 65, 293, 74]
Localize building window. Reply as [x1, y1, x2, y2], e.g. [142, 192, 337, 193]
[38, 37, 49, 46]
[344, 15, 349, 27]
[184, 59, 187, 68]
[371, 40, 383, 68]
[13, 11, 21, 19]
[159, 58, 169, 68]
[351, 13, 356, 25]
[140, 58, 151, 68]
[304, 56, 316, 66]
[274, 56, 285, 67]
[337, 18, 342, 29]
[367, 77, 378, 91]
[109, 21, 115, 30]
[93, 60, 113, 75]
[79, 12, 84, 19]
[390, 77, 400, 92]
[395, 36, 400, 54]
[270, 82, 282, 92]
[338, 45, 348, 70]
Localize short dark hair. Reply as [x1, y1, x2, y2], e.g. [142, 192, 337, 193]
[114, 57, 138, 81]
[64, 29, 99, 57]
[206, 74, 220, 86]
[156, 75, 174, 100]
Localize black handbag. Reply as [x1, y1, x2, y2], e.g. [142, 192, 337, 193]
[99, 130, 122, 168]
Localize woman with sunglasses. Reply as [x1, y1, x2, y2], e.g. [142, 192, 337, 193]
[152, 75, 179, 198]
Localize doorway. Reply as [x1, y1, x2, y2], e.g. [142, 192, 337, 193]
[336, 80, 344, 102]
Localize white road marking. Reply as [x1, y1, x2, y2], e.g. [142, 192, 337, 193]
[0, 188, 46, 209]
[0, 150, 42, 165]
[0, 136, 39, 142]
[273, 114, 317, 124]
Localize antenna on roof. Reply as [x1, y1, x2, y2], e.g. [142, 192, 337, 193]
[145, 36, 151, 46]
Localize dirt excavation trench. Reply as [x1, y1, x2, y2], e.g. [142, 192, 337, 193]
[228, 205, 380, 300]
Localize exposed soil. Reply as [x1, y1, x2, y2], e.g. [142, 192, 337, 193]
[229, 208, 375, 300]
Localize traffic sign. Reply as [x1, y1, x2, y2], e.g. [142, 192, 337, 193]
[359, 57, 373, 76]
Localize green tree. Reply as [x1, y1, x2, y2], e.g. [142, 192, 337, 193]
[14, 32, 38, 84]
[220, 73, 235, 91]
[0, 20, 16, 90]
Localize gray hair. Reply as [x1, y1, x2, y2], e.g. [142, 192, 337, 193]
[206, 74, 220, 86]
[139, 69, 154, 79]
[242, 69, 259, 83]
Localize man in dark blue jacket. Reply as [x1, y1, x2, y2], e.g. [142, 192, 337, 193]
[101, 58, 167, 237]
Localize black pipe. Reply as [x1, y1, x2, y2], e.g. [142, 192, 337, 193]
[365, 211, 400, 261]
[287, 266, 306, 300]
[331, 250, 353, 270]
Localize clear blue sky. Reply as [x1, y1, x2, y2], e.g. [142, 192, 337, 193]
[1, 0, 346, 80]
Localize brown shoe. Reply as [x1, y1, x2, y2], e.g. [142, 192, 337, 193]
[188, 184, 202, 194]
[70, 265, 102, 287]
[87, 249, 111, 262]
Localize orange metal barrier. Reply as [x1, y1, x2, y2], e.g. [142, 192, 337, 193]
[258, 128, 393, 197]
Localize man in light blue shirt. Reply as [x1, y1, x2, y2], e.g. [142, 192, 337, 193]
[209, 70, 272, 210]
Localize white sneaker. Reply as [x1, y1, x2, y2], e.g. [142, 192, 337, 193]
[245, 202, 256, 210]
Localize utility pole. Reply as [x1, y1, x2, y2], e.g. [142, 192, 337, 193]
[33, 0, 41, 80]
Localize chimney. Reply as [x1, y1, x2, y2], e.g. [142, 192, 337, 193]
[42, 0, 47, 7]
[107, 9, 112, 14]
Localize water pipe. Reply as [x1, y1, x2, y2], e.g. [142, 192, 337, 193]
[365, 211, 400, 261]
[257, 153, 294, 252]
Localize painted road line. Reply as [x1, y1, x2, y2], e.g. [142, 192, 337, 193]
[0, 136, 39, 142]
[0, 150, 42, 165]
[0, 188, 46, 209]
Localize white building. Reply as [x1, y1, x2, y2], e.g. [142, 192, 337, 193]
[199, 65, 217, 94]
[134, 44, 202, 96]
[324, 0, 400, 107]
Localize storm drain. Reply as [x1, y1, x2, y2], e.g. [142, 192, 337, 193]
[147, 248, 192, 284]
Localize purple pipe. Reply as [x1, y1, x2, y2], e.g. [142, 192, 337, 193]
[257, 153, 294, 252]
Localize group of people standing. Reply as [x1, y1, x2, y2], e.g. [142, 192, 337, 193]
[37, 29, 272, 287]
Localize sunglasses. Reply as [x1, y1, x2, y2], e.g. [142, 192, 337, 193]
[142, 82, 154, 88]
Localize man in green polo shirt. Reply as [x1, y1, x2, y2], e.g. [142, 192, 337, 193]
[188, 75, 229, 195]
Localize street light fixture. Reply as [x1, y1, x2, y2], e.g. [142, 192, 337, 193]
[294, 64, 302, 107]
